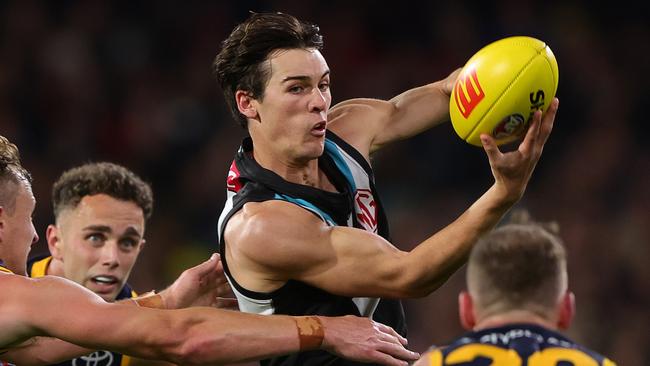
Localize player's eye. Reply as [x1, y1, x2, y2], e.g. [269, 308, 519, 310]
[119, 238, 139, 250]
[288, 85, 304, 94]
[318, 81, 330, 92]
[86, 233, 106, 245]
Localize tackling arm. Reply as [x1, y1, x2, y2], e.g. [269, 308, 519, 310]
[0, 274, 416, 365]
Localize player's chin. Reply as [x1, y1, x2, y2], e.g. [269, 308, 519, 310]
[301, 136, 325, 154]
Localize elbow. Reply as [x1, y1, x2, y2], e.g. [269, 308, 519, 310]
[387, 260, 451, 298]
[393, 276, 449, 298]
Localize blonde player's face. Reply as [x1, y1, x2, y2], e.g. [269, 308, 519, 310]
[251, 48, 332, 161]
[0, 181, 39, 275]
[52, 194, 145, 302]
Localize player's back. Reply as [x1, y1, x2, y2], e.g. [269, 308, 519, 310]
[423, 324, 615, 366]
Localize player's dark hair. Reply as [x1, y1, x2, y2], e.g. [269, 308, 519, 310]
[213, 12, 324, 128]
[0, 135, 31, 214]
[52, 162, 153, 220]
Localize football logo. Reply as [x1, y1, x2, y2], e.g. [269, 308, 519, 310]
[454, 67, 485, 118]
[493, 114, 526, 139]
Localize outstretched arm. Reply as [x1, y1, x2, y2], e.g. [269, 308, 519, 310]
[0, 274, 417, 365]
[1, 254, 236, 365]
[229, 99, 558, 299]
[327, 69, 460, 158]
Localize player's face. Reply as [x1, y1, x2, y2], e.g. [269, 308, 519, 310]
[0, 181, 38, 275]
[53, 194, 145, 301]
[252, 48, 331, 161]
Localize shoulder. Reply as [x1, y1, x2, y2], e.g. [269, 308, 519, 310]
[225, 200, 330, 259]
[328, 98, 393, 131]
[327, 98, 395, 157]
[227, 200, 326, 234]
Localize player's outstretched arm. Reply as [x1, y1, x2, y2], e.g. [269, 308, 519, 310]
[1, 254, 235, 365]
[0, 274, 417, 365]
[328, 68, 460, 158]
[229, 99, 558, 300]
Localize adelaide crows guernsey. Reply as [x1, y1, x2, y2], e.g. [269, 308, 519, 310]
[422, 323, 616, 366]
[218, 131, 406, 366]
[27, 255, 136, 366]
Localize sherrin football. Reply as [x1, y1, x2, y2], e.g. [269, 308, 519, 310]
[449, 36, 559, 146]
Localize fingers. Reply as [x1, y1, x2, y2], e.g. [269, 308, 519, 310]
[538, 97, 559, 147]
[519, 97, 559, 156]
[519, 109, 542, 155]
[480, 133, 502, 162]
[374, 321, 408, 346]
[373, 339, 420, 363]
[372, 322, 419, 363]
[196, 253, 224, 279]
[366, 351, 409, 366]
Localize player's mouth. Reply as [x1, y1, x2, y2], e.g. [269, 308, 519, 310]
[90, 275, 120, 292]
[311, 121, 327, 137]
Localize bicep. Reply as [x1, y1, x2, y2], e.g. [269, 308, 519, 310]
[232, 204, 411, 298]
[300, 225, 411, 297]
[329, 82, 451, 155]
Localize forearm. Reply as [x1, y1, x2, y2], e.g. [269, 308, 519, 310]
[159, 309, 307, 365]
[1, 337, 95, 366]
[402, 184, 513, 296]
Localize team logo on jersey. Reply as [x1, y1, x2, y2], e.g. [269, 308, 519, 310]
[355, 189, 378, 233]
[227, 160, 243, 192]
[72, 351, 114, 366]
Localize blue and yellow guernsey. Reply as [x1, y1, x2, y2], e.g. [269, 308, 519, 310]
[27, 255, 137, 366]
[423, 323, 616, 366]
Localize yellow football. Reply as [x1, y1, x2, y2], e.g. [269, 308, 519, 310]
[449, 36, 558, 146]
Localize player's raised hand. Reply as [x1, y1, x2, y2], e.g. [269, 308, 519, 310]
[160, 253, 237, 309]
[320, 316, 419, 366]
[481, 97, 559, 204]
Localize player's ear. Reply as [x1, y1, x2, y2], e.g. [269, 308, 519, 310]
[138, 238, 146, 251]
[557, 291, 575, 330]
[46, 224, 63, 260]
[459, 291, 476, 330]
[235, 90, 258, 119]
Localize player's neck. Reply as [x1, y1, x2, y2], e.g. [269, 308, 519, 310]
[475, 310, 558, 331]
[253, 147, 329, 189]
[46, 257, 65, 277]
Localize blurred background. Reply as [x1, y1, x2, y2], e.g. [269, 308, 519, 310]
[1, 0, 648, 364]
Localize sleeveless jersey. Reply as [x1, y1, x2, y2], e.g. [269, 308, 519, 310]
[217, 131, 406, 366]
[422, 323, 616, 366]
[26, 255, 136, 366]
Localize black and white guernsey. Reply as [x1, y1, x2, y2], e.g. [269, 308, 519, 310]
[217, 131, 406, 366]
